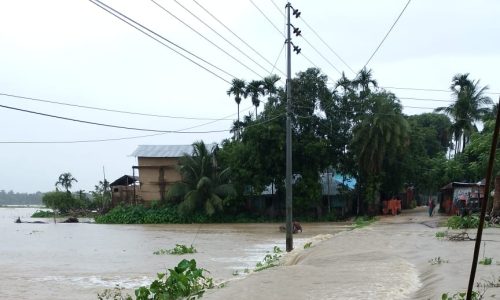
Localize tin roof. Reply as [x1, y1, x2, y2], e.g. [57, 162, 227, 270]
[130, 144, 217, 158]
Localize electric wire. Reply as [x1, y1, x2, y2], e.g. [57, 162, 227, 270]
[299, 17, 356, 74]
[0, 103, 228, 134]
[192, 0, 286, 77]
[249, 0, 285, 38]
[269, 0, 355, 75]
[89, 0, 234, 83]
[170, 0, 273, 76]
[270, 42, 286, 76]
[0, 109, 285, 144]
[0, 92, 234, 121]
[382, 86, 500, 95]
[150, 0, 264, 79]
[301, 35, 341, 75]
[363, 0, 412, 68]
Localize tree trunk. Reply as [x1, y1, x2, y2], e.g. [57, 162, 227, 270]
[492, 175, 500, 217]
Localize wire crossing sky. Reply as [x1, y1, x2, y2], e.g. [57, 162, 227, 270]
[1, 0, 499, 192]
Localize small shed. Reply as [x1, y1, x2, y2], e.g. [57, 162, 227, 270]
[439, 181, 485, 215]
[110, 175, 138, 206]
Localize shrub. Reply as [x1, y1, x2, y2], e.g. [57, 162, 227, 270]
[31, 210, 54, 218]
[153, 244, 197, 255]
[255, 246, 283, 272]
[479, 257, 493, 265]
[447, 215, 482, 229]
[134, 259, 213, 300]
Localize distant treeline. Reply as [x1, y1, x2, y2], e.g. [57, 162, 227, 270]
[0, 190, 44, 205]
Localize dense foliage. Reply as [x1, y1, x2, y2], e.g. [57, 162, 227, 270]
[134, 259, 214, 300]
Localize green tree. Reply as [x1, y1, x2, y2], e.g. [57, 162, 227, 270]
[91, 179, 111, 212]
[166, 141, 235, 216]
[435, 73, 492, 153]
[245, 80, 265, 118]
[55, 172, 78, 193]
[227, 78, 247, 136]
[351, 92, 409, 213]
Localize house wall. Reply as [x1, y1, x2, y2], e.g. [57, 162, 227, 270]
[137, 157, 182, 202]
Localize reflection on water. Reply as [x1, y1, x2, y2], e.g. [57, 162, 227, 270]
[0, 207, 346, 300]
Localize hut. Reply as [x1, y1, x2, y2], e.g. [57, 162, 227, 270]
[110, 175, 138, 206]
[439, 180, 485, 215]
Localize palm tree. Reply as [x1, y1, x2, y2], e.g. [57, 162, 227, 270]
[166, 141, 235, 216]
[352, 92, 409, 212]
[227, 78, 247, 137]
[352, 67, 378, 98]
[262, 74, 280, 97]
[246, 80, 265, 118]
[55, 172, 78, 193]
[435, 73, 492, 153]
[334, 72, 352, 93]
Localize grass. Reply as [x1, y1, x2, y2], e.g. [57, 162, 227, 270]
[435, 231, 447, 238]
[153, 244, 197, 255]
[354, 216, 378, 228]
[479, 257, 493, 265]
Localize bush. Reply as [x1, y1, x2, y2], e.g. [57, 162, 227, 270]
[479, 257, 493, 265]
[153, 244, 197, 255]
[447, 215, 482, 229]
[31, 210, 54, 218]
[134, 259, 213, 300]
[43, 191, 80, 214]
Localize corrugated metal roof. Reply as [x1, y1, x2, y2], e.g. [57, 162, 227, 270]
[130, 144, 217, 158]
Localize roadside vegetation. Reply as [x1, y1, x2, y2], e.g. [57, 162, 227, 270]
[254, 246, 283, 272]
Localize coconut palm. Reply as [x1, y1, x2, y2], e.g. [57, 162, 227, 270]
[227, 78, 247, 131]
[55, 172, 78, 193]
[246, 80, 265, 118]
[352, 92, 409, 212]
[166, 141, 235, 216]
[435, 73, 492, 152]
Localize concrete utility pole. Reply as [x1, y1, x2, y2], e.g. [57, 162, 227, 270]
[285, 1, 293, 252]
[285, 2, 301, 252]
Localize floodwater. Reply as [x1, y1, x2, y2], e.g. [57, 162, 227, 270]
[0, 207, 348, 300]
[2, 207, 499, 299]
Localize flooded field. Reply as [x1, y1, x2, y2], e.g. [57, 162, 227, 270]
[0, 207, 348, 300]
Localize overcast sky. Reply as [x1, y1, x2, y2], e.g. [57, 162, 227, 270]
[1, 0, 499, 193]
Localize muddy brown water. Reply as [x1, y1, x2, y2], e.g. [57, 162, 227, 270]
[0, 207, 349, 300]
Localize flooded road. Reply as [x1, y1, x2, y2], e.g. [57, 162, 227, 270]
[0, 207, 348, 300]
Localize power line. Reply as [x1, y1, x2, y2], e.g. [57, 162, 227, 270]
[150, 0, 264, 79]
[299, 17, 355, 74]
[0, 92, 235, 121]
[383, 86, 500, 95]
[270, 42, 286, 76]
[0, 103, 228, 134]
[192, 0, 286, 77]
[269, 0, 355, 75]
[169, 0, 276, 77]
[249, 0, 285, 38]
[89, 0, 234, 83]
[363, 0, 412, 68]
[301, 35, 341, 75]
[0, 109, 284, 144]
